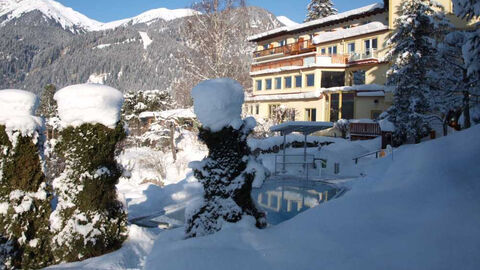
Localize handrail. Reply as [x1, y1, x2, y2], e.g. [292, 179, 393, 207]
[353, 150, 383, 164]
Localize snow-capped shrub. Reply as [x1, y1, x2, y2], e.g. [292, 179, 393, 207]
[0, 90, 53, 269]
[186, 79, 266, 238]
[50, 84, 127, 262]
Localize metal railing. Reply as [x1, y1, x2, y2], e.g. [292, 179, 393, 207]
[274, 154, 329, 180]
[348, 49, 379, 62]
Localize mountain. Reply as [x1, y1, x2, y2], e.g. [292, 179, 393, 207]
[277, 16, 298, 26]
[100, 8, 200, 30]
[0, 0, 199, 32]
[0, 0, 282, 105]
[0, 0, 101, 32]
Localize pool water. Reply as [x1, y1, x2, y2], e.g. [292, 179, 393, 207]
[133, 180, 346, 228]
[252, 180, 346, 225]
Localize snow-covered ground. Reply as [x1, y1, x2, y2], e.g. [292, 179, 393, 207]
[47, 124, 480, 269]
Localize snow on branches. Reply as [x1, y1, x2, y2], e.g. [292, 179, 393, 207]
[305, 0, 338, 22]
[186, 79, 266, 238]
[385, 0, 449, 144]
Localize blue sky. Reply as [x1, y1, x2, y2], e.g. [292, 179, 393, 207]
[58, 0, 377, 23]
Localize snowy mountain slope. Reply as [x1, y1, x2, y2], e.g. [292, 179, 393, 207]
[100, 8, 199, 30]
[276, 16, 298, 26]
[0, 0, 101, 32]
[0, 0, 199, 32]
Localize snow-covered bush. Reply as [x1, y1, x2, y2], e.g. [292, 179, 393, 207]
[49, 84, 127, 262]
[0, 90, 52, 269]
[334, 119, 350, 139]
[186, 79, 267, 238]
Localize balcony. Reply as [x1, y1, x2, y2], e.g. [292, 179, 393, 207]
[348, 49, 379, 63]
[251, 53, 349, 73]
[253, 40, 316, 58]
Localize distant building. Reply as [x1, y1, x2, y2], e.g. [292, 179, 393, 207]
[245, 0, 472, 123]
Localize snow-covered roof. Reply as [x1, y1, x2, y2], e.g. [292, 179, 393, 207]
[356, 91, 385, 97]
[378, 119, 395, 131]
[248, 3, 385, 42]
[245, 84, 391, 102]
[139, 108, 196, 120]
[312, 22, 388, 45]
[270, 121, 333, 135]
[54, 83, 124, 128]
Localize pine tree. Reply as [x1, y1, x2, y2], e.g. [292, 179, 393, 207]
[452, 0, 480, 128]
[0, 91, 53, 269]
[37, 84, 57, 119]
[385, 0, 449, 145]
[305, 0, 338, 22]
[49, 123, 127, 262]
[186, 119, 267, 238]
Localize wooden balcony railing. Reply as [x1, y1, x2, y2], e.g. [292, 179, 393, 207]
[251, 53, 349, 72]
[253, 40, 316, 58]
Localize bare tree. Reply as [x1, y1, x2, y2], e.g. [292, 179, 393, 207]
[174, 0, 252, 103]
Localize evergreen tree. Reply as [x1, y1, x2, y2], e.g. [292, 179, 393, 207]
[385, 0, 449, 145]
[186, 119, 267, 238]
[186, 79, 267, 238]
[452, 0, 480, 128]
[305, 0, 338, 22]
[37, 84, 57, 119]
[0, 91, 53, 269]
[50, 123, 127, 262]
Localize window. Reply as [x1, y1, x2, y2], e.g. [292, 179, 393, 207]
[348, 42, 355, 53]
[328, 45, 337, 55]
[263, 44, 269, 50]
[321, 48, 326, 55]
[305, 108, 317, 122]
[256, 80, 262, 91]
[279, 40, 286, 46]
[284, 76, 292, 88]
[250, 105, 253, 114]
[275, 77, 282, 89]
[306, 74, 315, 87]
[269, 104, 279, 118]
[255, 104, 259, 115]
[321, 71, 345, 88]
[330, 93, 340, 122]
[353, 70, 366, 85]
[364, 38, 378, 55]
[295, 75, 302, 88]
[341, 93, 355, 120]
[266, 79, 272, 90]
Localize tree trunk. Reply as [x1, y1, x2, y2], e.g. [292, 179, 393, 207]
[170, 122, 177, 161]
[463, 91, 471, 129]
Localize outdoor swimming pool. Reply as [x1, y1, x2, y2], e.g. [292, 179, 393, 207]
[132, 179, 346, 228]
[252, 179, 346, 225]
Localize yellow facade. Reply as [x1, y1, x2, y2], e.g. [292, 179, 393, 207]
[246, 0, 467, 124]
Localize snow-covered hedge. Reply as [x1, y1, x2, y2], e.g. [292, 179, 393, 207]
[54, 83, 123, 129]
[0, 89, 52, 269]
[50, 84, 127, 262]
[186, 79, 267, 237]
